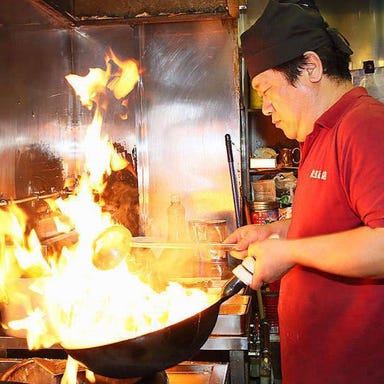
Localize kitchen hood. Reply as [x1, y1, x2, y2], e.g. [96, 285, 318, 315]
[33, 0, 240, 26]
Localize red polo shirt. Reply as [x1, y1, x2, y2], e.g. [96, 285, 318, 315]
[280, 87, 384, 383]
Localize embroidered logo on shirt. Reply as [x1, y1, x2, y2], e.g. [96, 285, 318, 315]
[310, 169, 327, 180]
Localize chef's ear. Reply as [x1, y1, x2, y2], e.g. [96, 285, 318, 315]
[302, 51, 323, 83]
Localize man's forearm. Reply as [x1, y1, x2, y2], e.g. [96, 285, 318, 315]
[287, 226, 384, 278]
[269, 219, 291, 239]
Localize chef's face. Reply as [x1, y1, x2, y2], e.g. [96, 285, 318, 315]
[252, 68, 315, 142]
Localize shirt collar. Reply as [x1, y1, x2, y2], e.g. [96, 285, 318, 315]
[299, 87, 368, 165]
[315, 86, 368, 130]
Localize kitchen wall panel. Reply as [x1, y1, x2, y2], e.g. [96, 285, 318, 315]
[0, 10, 72, 198]
[0, 0, 240, 236]
[138, 20, 240, 237]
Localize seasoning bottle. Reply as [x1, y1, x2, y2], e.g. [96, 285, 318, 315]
[161, 195, 196, 279]
[167, 194, 186, 242]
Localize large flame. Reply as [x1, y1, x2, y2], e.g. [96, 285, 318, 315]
[0, 49, 217, 381]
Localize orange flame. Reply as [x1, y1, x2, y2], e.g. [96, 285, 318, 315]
[0, 49, 216, 382]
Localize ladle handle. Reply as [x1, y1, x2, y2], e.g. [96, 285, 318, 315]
[222, 255, 257, 299]
[221, 275, 246, 299]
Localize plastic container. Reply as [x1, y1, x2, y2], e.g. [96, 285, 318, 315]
[251, 179, 276, 202]
[161, 195, 194, 278]
[249, 201, 279, 225]
[359, 60, 384, 102]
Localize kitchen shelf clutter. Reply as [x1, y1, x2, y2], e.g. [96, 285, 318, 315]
[239, 75, 293, 384]
[241, 79, 299, 217]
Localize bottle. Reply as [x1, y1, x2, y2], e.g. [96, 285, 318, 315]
[160, 195, 196, 279]
[359, 60, 384, 102]
[167, 194, 186, 242]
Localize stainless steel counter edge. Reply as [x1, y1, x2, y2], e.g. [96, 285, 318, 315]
[0, 335, 249, 351]
[201, 335, 249, 350]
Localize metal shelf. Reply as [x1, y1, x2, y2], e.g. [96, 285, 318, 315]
[249, 167, 298, 175]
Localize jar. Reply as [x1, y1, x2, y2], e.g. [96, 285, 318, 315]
[249, 201, 279, 225]
[188, 219, 229, 279]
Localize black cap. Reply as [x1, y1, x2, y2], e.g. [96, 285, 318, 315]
[241, 0, 353, 79]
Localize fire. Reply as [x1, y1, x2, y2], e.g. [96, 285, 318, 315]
[0, 49, 218, 381]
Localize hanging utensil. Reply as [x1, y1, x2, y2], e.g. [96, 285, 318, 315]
[225, 134, 241, 227]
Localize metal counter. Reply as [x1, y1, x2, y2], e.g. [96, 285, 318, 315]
[201, 293, 251, 384]
[0, 358, 229, 383]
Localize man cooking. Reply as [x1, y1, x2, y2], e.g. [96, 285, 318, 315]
[225, 0, 384, 382]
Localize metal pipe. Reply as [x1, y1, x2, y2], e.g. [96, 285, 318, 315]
[0, 191, 70, 207]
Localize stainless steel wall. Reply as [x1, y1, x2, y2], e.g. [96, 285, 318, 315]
[0, 0, 240, 236]
[0, 1, 73, 198]
[318, 0, 384, 69]
[137, 21, 240, 237]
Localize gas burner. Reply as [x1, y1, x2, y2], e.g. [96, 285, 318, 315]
[94, 370, 169, 384]
[0, 357, 170, 384]
[134, 371, 168, 384]
[0, 358, 228, 383]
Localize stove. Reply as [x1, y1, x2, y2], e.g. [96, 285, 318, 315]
[0, 358, 228, 384]
[0, 283, 250, 384]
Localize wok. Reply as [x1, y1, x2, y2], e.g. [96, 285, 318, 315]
[64, 276, 245, 379]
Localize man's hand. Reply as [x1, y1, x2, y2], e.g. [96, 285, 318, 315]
[248, 238, 295, 289]
[224, 221, 290, 259]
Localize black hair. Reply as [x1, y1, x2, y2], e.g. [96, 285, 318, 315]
[274, 45, 352, 85]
